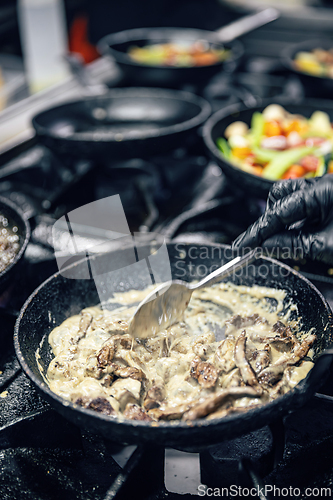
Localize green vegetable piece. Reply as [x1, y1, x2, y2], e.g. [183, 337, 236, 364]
[252, 146, 279, 162]
[315, 157, 325, 177]
[217, 137, 231, 159]
[250, 112, 264, 147]
[262, 146, 315, 180]
[315, 154, 330, 177]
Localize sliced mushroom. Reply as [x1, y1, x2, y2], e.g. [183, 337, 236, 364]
[249, 332, 297, 350]
[292, 334, 316, 361]
[95, 334, 133, 369]
[257, 363, 285, 386]
[124, 403, 152, 421]
[75, 396, 116, 416]
[97, 344, 114, 368]
[143, 385, 165, 410]
[258, 334, 316, 387]
[269, 368, 294, 399]
[183, 386, 260, 421]
[195, 362, 218, 389]
[113, 366, 145, 381]
[148, 402, 195, 421]
[73, 311, 93, 343]
[234, 331, 261, 390]
[214, 338, 236, 373]
[249, 344, 271, 374]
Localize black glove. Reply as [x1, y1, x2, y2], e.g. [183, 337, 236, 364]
[232, 175, 333, 265]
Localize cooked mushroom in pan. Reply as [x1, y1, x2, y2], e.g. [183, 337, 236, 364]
[0, 213, 21, 272]
[46, 282, 316, 422]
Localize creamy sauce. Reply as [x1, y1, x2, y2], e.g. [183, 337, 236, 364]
[45, 282, 316, 422]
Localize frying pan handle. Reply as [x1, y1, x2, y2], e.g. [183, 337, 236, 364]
[65, 53, 108, 96]
[215, 8, 280, 43]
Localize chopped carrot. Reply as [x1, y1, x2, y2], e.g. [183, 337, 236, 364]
[284, 120, 302, 134]
[193, 53, 220, 66]
[285, 119, 309, 136]
[263, 120, 282, 137]
[252, 166, 263, 176]
[282, 165, 306, 179]
[232, 147, 253, 159]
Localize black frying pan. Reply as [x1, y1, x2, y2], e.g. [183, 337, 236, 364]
[0, 196, 30, 294]
[282, 38, 333, 98]
[32, 88, 211, 160]
[14, 242, 333, 451]
[98, 9, 278, 88]
[203, 99, 333, 199]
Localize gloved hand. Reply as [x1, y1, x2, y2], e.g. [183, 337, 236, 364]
[232, 175, 333, 265]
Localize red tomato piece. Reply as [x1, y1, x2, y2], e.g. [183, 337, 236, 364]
[300, 155, 319, 172]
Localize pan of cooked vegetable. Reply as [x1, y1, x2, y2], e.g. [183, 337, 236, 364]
[282, 39, 333, 97]
[203, 100, 333, 198]
[14, 242, 333, 450]
[0, 196, 30, 294]
[98, 9, 278, 87]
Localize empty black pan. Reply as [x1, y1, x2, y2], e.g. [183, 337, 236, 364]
[98, 9, 278, 87]
[14, 242, 333, 451]
[203, 99, 333, 199]
[282, 38, 333, 98]
[32, 88, 211, 160]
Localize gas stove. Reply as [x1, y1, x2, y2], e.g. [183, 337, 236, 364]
[1, 49, 333, 500]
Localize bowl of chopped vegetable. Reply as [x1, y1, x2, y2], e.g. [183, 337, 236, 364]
[282, 39, 333, 98]
[98, 27, 244, 88]
[203, 100, 333, 198]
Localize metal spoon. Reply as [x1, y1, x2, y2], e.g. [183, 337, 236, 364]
[128, 250, 257, 338]
[215, 7, 279, 43]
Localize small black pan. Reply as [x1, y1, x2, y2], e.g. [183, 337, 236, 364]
[32, 88, 211, 160]
[98, 9, 278, 87]
[282, 38, 333, 98]
[203, 99, 333, 198]
[0, 196, 30, 294]
[14, 243, 333, 451]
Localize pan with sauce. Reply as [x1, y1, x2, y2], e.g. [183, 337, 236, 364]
[45, 282, 316, 422]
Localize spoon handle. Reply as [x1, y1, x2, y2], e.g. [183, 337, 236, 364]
[192, 249, 257, 290]
[215, 8, 279, 43]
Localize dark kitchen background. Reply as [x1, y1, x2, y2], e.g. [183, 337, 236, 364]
[1, 1, 333, 499]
